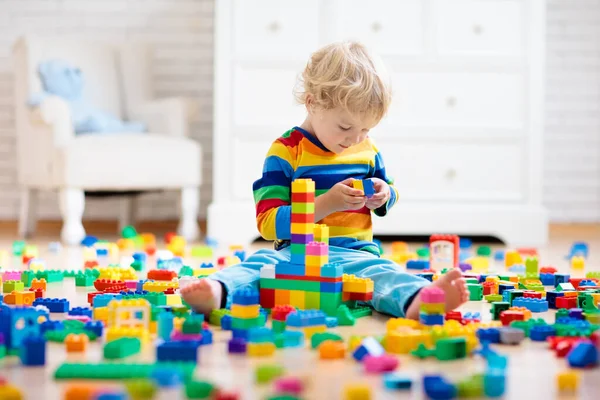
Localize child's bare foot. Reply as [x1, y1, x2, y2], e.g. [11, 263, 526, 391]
[405, 269, 469, 320]
[180, 278, 223, 316]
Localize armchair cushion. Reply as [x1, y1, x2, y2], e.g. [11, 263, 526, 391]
[29, 59, 146, 135]
[53, 133, 201, 189]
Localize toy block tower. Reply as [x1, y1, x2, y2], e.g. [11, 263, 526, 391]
[419, 286, 445, 326]
[525, 257, 538, 278]
[290, 179, 315, 267]
[230, 288, 265, 336]
[429, 234, 460, 271]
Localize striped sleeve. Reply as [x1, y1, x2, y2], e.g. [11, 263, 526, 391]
[252, 140, 295, 240]
[372, 150, 399, 217]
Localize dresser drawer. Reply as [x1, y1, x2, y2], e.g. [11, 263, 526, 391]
[387, 71, 524, 128]
[378, 140, 524, 202]
[233, 66, 306, 128]
[331, 0, 424, 56]
[433, 0, 524, 56]
[232, 0, 320, 60]
[232, 138, 273, 201]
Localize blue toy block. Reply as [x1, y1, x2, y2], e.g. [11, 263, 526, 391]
[200, 262, 214, 269]
[565, 241, 589, 259]
[156, 341, 200, 363]
[423, 375, 457, 400]
[362, 179, 375, 198]
[579, 279, 597, 288]
[93, 294, 123, 308]
[220, 315, 232, 331]
[247, 327, 274, 343]
[383, 373, 412, 390]
[96, 247, 109, 257]
[567, 342, 598, 368]
[200, 329, 213, 346]
[476, 328, 500, 344]
[68, 307, 92, 318]
[84, 321, 104, 337]
[96, 393, 127, 400]
[554, 273, 570, 286]
[483, 370, 506, 397]
[320, 281, 343, 293]
[416, 272, 434, 282]
[80, 235, 98, 247]
[234, 250, 246, 262]
[20, 336, 46, 366]
[286, 310, 326, 328]
[406, 260, 429, 270]
[0, 294, 3, 303]
[158, 313, 174, 341]
[498, 284, 515, 295]
[275, 262, 305, 277]
[278, 330, 304, 348]
[136, 280, 148, 292]
[151, 367, 183, 388]
[232, 329, 248, 340]
[157, 258, 182, 270]
[325, 317, 338, 328]
[478, 274, 491, 283]
[132, 252, 147, 263]
[1, 306, 43, 350]
[419, 313, 444, 326]
[529, 325, 556, 342]
[232, 288, 259, 306]
[320, 263, 343, 278]
[511, 298, 548, 313]
[546, 291, 564, 309]
[494, 250, 505, 261]
[540, 273, 555, 286]
[40, 320, 64, 334]
[459, 238, 472, 249]
[352, 337, 384, 362]
[463, 312, 481, 321]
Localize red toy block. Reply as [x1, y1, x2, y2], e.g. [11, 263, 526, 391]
[516, 247, 538, 256]
[147, 269, 178, 281]
[217, 256, 227, 267]
[569, 278, 584, 290]
[28, 288, 44, 299]
[84, 260, 98, 269]
[500, 310, 525, 326]
[291, 213, 314, 223]
[540, 266, 557, 274]
[429, 234, 460, 270]
[271, 304, 295, 321]
[291, 192, 315, 203]
[347, 292, 373, 301]
[94, 279, 125, 291]
[164, 232, 177, 244]
[555, 296, 578, 310]
[87, 291, 103, 305]
[483, 281, 496, 295]
[275, 274, 341, 283]
[214, 390, 240, 400]
[260, 288, 275, 310]
[523, 291, 543, 299]
[22, 254, 34, 265]
[163, 288, 176, 295]
[145, 245, 157, 256]
[102, 285, 127, 293]
[445, 311, 462, 323]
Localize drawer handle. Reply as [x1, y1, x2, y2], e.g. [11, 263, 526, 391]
[371, 22, 382, 32]
[267, 21, 281, 33]
[446, 97, 457, 108]
[472, 24, 484, 35]
[446, 169, 457, 180]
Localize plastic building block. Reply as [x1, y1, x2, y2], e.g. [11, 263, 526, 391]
[406, 260, 429, 270]
[228, 337, 247, 354]
[419, 313, 444, 326]
[256, 364, 285, 384]
[232, 288, 259, 306]
[556, 296, 578, 310]
[104, 337, 141, 359]
[286, 310, 326, 327]
[483, 369, 506, 397]
[540, 273, 555, 286]
[511, 297, 548, 312]
[467, 284, 483, 301]
[363, 354, 398, 373]
[498, 327, 525, 345]
[247, 342, 276, 357]
[273, 377, 303, 396]
[490, 302, 510, 320]
[416, 272, 434, 282]
[423, 375, 457, 400]
[185, 380, 215, 399]
[20, 336, 46, 366]
[84, 321, 104, 337]
[157, 341, 200, 363]
[69, 307, 92, 318]
[65, 333, 89, 352]
[3, 280, 24, 293]
[343, 383, 371, 400]
[420, 286, 445, 303]
[319, 340, 346, 359]
[383, 373, 412, 390]
[567, 342, 598, 368]
[352, 337, 384, 362]
[33, 298, 69, 313]
[529, 325, 556, 342]
[556, 371, 580, 392]
[477, 328, 500, 344]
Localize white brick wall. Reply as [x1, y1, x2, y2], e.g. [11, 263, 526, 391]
[544, 0, 600, 222]
[0, 0, 598, 222]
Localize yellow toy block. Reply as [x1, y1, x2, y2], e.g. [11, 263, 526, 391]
[352, 179, 364, 191]
[344, 383, 371, 400]
[174, 317, 185, 331]
[275, 289, 290, 305]
[247, 342, 276, 357]
[420, 303, 445, 314]
[590, 293, 600, 306]
[117, 238, 135, 250]
[466, 256, 489, 271]
[166, 294, 182, 306]
[291, 223, 313, 234]
[106, 327, 150, 344]
[107, 299, 150, 329]
[306, 255, 328, 268]
[289, 325, 325, 340]
[585, 313, 600, 324]
[391, 241, 408, 254]
[509, 306, 532, 321]
[289, 290, 305, 309]
[386, 318, 420, 332]
[342, 274, 374, 293]
[0, 385, 23, 400]
[143, 281, 178, 293]
[194, 267, 217, 276]
[291, 179, 315, 193]
[93, 307, 108, 323]
[119, 267, 138, 281]
[313, 224, 329, 243]
[305, 265, 321, 277]
[557, 370, 579, 392]
[231, 304, 260, 318]
[384, 331, 427, 354]
[571, 256, 585, 270]
[3, 291, 35, 306]
[505, 250, 522, 267]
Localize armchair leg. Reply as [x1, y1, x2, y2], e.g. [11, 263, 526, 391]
[178, 187, 200, 242]
[18, 188, 38, 238]
[59, 188, 86, 245]
[118, 196, 139, 233]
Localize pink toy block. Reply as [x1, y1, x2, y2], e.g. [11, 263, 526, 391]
[2, 271, 21, 280]
[364, 354, 399, 373]
[124, 280, 138, 289]
[306, 242, 328, 256]
[274, 377, 304, 395]
[66, 315, 91, 323]
[419, 286, 445, 304]
[170, 331, 203, 341]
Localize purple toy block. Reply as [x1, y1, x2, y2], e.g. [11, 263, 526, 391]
[228, 338, 247, 354]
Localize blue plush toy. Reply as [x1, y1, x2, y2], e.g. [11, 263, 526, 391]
[28, 59, 146, 134]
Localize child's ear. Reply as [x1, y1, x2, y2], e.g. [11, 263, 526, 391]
[305, 94, 314, 114]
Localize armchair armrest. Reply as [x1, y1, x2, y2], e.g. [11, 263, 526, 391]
[131, 97, 195, 138]
[30, 95, 75, 147]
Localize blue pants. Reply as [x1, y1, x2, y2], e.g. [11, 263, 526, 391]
[208, 246, 430, 317]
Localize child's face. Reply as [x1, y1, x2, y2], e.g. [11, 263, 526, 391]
[308, 104, 377, 154]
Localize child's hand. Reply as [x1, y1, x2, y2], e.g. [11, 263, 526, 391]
[325, 178, 367, 212]
[365, 178, 390, 210]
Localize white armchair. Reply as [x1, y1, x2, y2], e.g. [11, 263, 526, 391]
[13, 36, 202, 245]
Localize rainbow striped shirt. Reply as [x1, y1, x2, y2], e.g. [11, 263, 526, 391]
[252, 127, 398, 256]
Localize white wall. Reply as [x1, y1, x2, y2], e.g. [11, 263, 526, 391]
[0, 0, 598, 222]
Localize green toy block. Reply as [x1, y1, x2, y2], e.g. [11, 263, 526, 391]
[255, 364, 284, 384]
[0, 345, 5, 359]
[55, 362, 196, 382]
[209, 309, 231, 326]
[507, 290, 524, 306]
[122, 225, 137, 239]
[416, 247, 429, 259]
[311, 332, 343, 349]
[75, 272, 95, 287]
[191, 246, 213, 258]
[491, 302, 510, 320]
[63, 270, 78, 278]
[525, 257, 538, 276]
[144, 292, 167, 306]
[350, 306, 372, 319]
[186, 380, 216, 399]
[130, 260, 144, 271]
[435, 337, 467, 361]
[179, 265, 194, 277]
[290, 243, 305, 255]
[125, 379, 156, 399]
[291, 202, 314, 213]
[259, 278, 320, 292]
[231, 315, 265, 330]
[320, 292, 343, 316]
[457, 374, 484, 397]
[485, 294, 503, 303]
[104, 338, 141, 359]
[266, 396, 301, 400]
[557, 283, 576, 292]
[586, 272, 600, 279]
[36, 270, 63, 283]
[336, 305, 355, 326]
[272, 320, 286, 334]
[3, 280, 24, 293]
[182, 316, 203, 334]
[12, 240, 25, 256]
[476, 246, 491, 257]
[45, 329, 97, 343]
[465, 278, 479, 285]
[20, 270, 34, 287]
[305, 291, 320, 310]
[467, 284, 483, 301]
[411, 343, 434, 359]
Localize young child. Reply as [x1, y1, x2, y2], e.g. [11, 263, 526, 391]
[182, 41, 468, 319]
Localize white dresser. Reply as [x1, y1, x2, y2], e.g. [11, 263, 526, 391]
[208, 0, 549, 247]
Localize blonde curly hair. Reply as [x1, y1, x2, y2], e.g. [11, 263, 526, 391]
[294, 41, 392, 123]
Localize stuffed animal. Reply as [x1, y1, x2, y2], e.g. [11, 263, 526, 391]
[28, 59, 146, 134]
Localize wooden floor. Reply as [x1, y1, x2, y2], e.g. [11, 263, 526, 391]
[0, 223, 599, 399]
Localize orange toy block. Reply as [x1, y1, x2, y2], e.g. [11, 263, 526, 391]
[3, 290, 35, 306]
[305, 265, 321, 277]
[64, 384, 97, 400]
[65, 333, 89, 352]
[31, 278, 47, 291]
[319, 340, 346, 359]
[275, 289, 290, 306]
